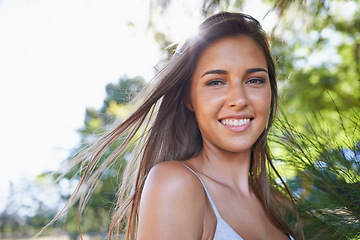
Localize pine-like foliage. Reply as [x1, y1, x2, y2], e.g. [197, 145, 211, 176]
[271, 110, 360, 239]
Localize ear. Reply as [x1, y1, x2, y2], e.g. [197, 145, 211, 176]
[186, 102, 194, 112]
[183, 84, 194, 112]
[183, 98, 194, 112]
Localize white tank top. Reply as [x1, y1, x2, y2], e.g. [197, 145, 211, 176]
[181, 163, 295, 240]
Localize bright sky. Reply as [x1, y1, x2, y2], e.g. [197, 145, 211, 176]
[0, 0, 162, 205]
[0, 0, 280, 211]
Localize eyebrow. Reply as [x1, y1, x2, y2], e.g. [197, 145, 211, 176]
[201, 67, 268, 78]
[246, 68, 268, 74]
[201, 69, 228, 78]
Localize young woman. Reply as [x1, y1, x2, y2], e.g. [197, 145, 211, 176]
[45, 12, 299, 240]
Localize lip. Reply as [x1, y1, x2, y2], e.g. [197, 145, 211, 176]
[218, 114, 254, 132]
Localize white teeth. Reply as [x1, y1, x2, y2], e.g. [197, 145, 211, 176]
[233, 119, 239, 126]
[221, 118, 250, 126]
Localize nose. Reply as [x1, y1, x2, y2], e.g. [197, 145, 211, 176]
[226, 83, 248, 109]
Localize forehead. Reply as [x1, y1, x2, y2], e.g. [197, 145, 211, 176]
[194, 35, 267, 74]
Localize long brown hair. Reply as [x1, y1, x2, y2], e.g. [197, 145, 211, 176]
[41, 12, 300, 240]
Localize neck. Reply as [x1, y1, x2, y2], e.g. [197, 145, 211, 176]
[198, 145, 252, 196]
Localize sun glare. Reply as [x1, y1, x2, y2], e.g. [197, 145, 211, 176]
[168, 10, 201, 44]
[152, 0, 203, 44]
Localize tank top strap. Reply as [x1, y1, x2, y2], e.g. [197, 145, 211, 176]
[180, 162, 222, 218]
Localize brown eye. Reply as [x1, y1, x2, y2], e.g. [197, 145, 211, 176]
[247, 78, 265, 84]
[206, 79, 224, 86]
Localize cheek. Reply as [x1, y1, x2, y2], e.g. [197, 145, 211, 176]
[192, 98, 213, 121]
[264, 93, 272, 114]
[190, 90, 223, 135]
[191, 86, 219, 110]
[263, 91, 272, 123]
[251, 89, 272, 118]
[191, 91, 225, 121]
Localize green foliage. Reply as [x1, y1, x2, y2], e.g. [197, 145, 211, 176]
[271, 110, 360, 239]
[58, 76, 145, 237]
[80, 76, 145, 140]
[271, 0, 360, 135]
[261, 3, 360, 238]
[0, 177, 62, 239]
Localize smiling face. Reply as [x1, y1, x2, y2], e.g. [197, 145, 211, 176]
[188, 35, 272, 155]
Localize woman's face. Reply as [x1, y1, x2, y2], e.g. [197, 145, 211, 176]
[189, 35, 271, 154]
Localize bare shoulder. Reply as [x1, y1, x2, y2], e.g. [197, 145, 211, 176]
[140, 160, 206, 211]
[137, 160, 206, 239]
[146, 160, 203, 191]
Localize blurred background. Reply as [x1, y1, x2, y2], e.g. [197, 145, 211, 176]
[0, 0, 359, 239]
